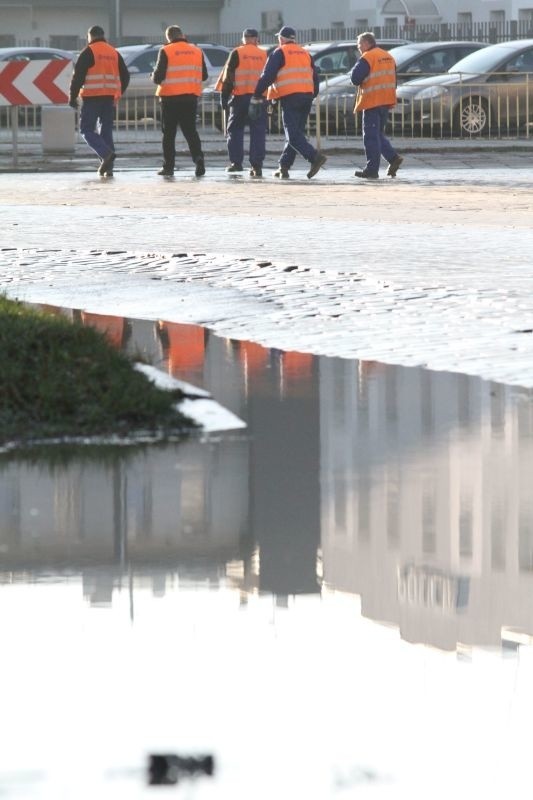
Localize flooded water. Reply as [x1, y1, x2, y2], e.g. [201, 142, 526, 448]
[2, 308, 533, 798]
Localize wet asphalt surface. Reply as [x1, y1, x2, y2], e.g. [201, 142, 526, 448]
[2, 145, 533, 388]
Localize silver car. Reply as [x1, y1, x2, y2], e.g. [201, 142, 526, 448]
[393, 38, 533, 135]
[312, 41, 487, 135]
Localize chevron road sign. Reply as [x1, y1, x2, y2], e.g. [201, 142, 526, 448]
[0, 59, 71, 106]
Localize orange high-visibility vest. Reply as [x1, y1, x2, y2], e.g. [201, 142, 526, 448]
[156, 40, 203, 97]
[267, 43, 314, 100]
[234, 44, 267, 95]
[80, 41, 121, 98]
[354, 47, 397, 111]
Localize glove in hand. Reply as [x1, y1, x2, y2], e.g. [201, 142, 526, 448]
[248, 97, 263, 122]
[68, 98, 78, 110]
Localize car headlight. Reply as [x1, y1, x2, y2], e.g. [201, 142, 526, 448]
[413, 85, 449, 100]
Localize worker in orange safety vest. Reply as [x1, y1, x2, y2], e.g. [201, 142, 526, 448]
[69, 25, 130, 177]
[350, 31, 403, 180]
[151, 25, 209, 177]
[251, 26, 326, 180]
[215, 28, 267, 177]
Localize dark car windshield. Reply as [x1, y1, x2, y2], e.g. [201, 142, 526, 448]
[448, 44, 516, 74]
[388, 45, 425, 67]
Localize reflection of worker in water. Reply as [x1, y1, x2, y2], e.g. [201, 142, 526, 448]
[69, 25, 130, 177]
[157, 321, 206, 377]
[80, 311, 129, 348]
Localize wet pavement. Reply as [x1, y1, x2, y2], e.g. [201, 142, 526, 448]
[2, 153, 533, 386]
[2, 314, 533, 798]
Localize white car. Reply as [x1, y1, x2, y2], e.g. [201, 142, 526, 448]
[0, 46, 75, 64]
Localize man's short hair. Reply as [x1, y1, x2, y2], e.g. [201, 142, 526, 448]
[166, 25, 184, 41]
[88, 25, 105, 39]
[357, 32, 376, 48]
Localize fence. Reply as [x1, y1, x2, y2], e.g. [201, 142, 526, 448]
[9, 20, 533, 50]
[1, 75, 532, 151]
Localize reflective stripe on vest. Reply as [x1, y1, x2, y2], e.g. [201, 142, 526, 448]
[354, 47, 397, 111]
[268, 44, 314, 100]
[156, 41, 203, 97]
[80, 41, 120, 97]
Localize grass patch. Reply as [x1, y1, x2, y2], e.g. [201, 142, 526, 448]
[0, 296, 196, 445]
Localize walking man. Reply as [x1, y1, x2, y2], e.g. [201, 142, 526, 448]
[151, 25, 208, 177]
[216, 28, 267, 177]
[350, 32, 403, 179]
[69, 25, 130, 177]
[252, 26, 326, 179]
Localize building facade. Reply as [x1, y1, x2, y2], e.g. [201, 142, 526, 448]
[2, 0, 533, 48]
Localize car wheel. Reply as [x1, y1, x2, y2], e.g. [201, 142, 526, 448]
[453, 96, 489, 136]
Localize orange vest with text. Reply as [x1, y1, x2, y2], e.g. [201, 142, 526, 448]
[80, 41, 121, 98]
[354, 47, 397, 111]
[267, 43, 314, 100]
[156, 40, 203, 97]
[216, 44, 267, 95]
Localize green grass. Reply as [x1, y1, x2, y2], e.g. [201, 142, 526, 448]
[0, 296, 196, 445]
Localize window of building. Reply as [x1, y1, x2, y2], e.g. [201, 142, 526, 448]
[519, 8, 533, 22]
[355, 18, 369, 30]
[457, 12, 473, 25]
[49, 35, 78, 50]
[490, 10, 505, 23]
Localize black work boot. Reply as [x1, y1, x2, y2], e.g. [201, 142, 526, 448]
[195, 157, 205, 177]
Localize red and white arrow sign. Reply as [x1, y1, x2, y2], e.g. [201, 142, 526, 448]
[0, 59, 72, 106]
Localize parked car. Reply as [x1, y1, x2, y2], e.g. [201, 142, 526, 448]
[0, 46, 75, 64]
[304, 38, 411, 78]
[312, 40, 488, 135]
[393, 38, 533, 135]
[118, 42, 231, 99]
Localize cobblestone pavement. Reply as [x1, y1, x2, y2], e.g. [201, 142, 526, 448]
[2, 150, 533, 388]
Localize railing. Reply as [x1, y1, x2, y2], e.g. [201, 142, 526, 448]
[1, 75, 532, 148]
[10, 20, 533, 50]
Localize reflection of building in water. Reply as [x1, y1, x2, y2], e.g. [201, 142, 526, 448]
[157, 319, 322, 602]
[0, 437, 249, 604]
[244, 346, 321, 600]
[320, 358, 533, 651]
[0, 310, 322, 607]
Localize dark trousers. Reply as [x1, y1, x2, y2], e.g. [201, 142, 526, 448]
[226, 94, 266, 168]
[279, 93, 317, 168]
[79, 95, 115, 161]
[362, 106, 397, 175]
[160, 95, 203, 169]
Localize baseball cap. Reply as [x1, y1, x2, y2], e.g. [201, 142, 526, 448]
[243, 28, 259, 37]
[276, 26, 296, 39]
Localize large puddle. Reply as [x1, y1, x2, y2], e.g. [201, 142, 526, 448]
[2, 307, 533, 797]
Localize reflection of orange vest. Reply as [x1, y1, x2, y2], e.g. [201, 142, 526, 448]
[162, 322, 205, 374]
[156, 40, 203, 97]
[239, 340, 268, 374]
[282, 351, 313, 380]
[267, 43, 314, 100]
[80, 41, 121, 98]
[81, 311, 125, 348]
[354, 47, 396, 111]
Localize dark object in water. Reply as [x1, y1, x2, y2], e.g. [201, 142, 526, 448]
[148, 753, 215, 785]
